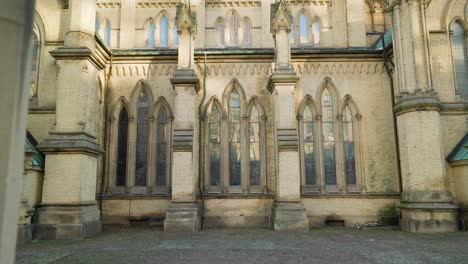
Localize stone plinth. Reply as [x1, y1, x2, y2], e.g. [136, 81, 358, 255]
[271, 201, 309, 231]
[164, 202, 200, 232]
[35, 204, 101, 240]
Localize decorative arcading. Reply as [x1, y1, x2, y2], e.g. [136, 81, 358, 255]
[111, 64, 177, 77]
[110, 63, 385, 77]
[96, 1, 121, 8]
[294, 63, 386, 75]
[136, 0, 181, 8]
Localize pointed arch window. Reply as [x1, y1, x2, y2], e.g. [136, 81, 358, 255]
[135, 91, 150, 186]
[216, 18, 225, 47]
[159, 15, 168, 46]
[155, 108, 168, 187]
[228, 90, 242, 186]
[242, 17, 252, 47]
[312, 21, 320, 45]
[248, 106, 260, 186]
[322, 89, 336, 185]
[229, 11, 239, 46]
[303, 105, 316, 185]
[116, 108, 129, 187]
[209, 106, 221, 187]
[104, 19, 111, 46]
[342, 106, 356, 185]
[174, 26, 179, 46]
[299, 14, 308, 44]
[146, 19, 155, 47]
[451, 21, 468, 97]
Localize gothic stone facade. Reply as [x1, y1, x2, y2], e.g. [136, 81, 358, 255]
[20, 0, 468, 239]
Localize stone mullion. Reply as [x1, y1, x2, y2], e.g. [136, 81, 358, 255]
[260, 114, 268, 194]
[316, 114, 325, 194]
[147, 115, 156, 194]
[241, 115, 249, 194]
[335, 113, 345, 194]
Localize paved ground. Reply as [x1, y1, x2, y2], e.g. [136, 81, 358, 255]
[16, 227, 468, 264]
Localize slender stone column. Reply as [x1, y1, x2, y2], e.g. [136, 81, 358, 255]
[268, 0, 308, 232]
[36, 0, 107, 239]
[164, 1, 201, 232]
[391, 0, 457, 233]
[0, 1, 35, 262]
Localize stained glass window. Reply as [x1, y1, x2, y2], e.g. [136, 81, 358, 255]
[343, 106, 356, 185]
[156, 108, 168, 186]
[116, 108, 128, 186]
[209, 107, 221, 186]
[135, 91, 149, 186]
[249, 106, 260, 185]
[451, 22, 468, 97]
[228, 91, 241, 185]
[322, 89, 336, 185]
[160, 15, 168, 46]
[303, 105, 316, 185]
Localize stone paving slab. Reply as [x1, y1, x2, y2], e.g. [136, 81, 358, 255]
[16, 227, 468, 264]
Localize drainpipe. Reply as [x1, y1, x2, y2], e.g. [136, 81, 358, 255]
[198, 51, 207, 228]
[381, 36, 403, 194]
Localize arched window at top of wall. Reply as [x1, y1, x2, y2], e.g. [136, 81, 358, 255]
[299, 14, 308, 44]
[290, 23, 295, 44]
[450, 21, 468, 98]
[364, 0, 386, 33]
[216, 18, 225, 47]
[364, 1, 373, 32]
[242, 17, 252, 47]
[312, 21, 320, 45]
[159, 15, 168, 46]
[373, 1, 385, 32]
[104, 19, 111, 46]
[145, 19, 155, 47]
[229, 10, 239, 46]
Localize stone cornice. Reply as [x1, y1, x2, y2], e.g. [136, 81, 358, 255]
[206, 0, 261, 7]
[49, 40, 111, 70]
[136, 0, 181, 8]
[38, 132, 103, 157]
[96, 1, 121, 8]
[394, 92, 442, 115]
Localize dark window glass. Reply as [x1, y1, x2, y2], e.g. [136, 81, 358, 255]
[229, 91, 241, 185]
[116, 108, 128, 186]
[209, 107, 221, 186]
[451, 22, 468, 97]
[135, 91, 149, 186]
[322, 89, 336, 185]
[249, 106, 260, 186]
[303, 106, 315, 185]
[156, 108, 168, 186]
[343, 106, 356, 184]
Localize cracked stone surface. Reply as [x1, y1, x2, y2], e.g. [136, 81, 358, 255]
[16, 227, 468, 264]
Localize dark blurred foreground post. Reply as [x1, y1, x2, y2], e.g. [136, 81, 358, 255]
[0, 1, 35, 263]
